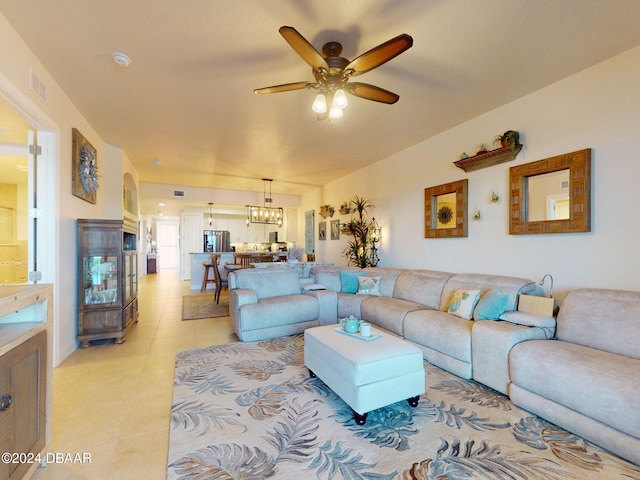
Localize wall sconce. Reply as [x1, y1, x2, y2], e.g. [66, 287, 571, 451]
[207, 202, 213, 226]
[369, 217, 381, 267]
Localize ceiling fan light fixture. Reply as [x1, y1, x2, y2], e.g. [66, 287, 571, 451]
[333, 88, 348, 109]
[312, 93, 327, 113]
[329, 105, 344, 119]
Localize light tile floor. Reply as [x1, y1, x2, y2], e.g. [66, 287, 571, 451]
[31, 270, 237, 480]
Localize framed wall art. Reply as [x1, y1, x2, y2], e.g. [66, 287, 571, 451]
[318, 221, 326, 240]
[330, 219, 340, 240]
[425, 179, 468, 238]
[72, 128, 99, 204]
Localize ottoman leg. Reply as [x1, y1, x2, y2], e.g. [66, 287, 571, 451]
[407, 395, 420, 407]
[354, 411, 368, 426]
[308, 369, 316, 378]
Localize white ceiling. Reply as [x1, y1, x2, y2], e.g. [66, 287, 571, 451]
[2, 0, 640, 214]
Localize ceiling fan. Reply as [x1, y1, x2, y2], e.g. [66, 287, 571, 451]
[254, 26, 413, 119]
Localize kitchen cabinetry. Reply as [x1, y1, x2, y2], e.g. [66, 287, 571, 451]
[0, 284, 52, 480]
[77, 219, 139, 348]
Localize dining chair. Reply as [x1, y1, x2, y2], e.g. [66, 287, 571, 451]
[211, 254, 227, 304]
[237, 254, 252, 268]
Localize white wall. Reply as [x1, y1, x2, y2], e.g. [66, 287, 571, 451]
[0, 12, 138, 365]
[302, 45, 640, 300]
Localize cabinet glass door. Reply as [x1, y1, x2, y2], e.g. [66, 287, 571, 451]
[82, 255, 119, 305]
[124, 254, 131, 302]
[130, 254, 138, 298]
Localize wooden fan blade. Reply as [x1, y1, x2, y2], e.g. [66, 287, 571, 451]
[254, 81, 314, 95]
[279, 26, 329, 71]
[344, 34, 413, 77]
[345, 82, 399, 104]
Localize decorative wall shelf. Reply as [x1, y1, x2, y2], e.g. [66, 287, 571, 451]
[319, 206, 335, 218]
[454, 144, 523, 172]
[339, 206, 352, 215]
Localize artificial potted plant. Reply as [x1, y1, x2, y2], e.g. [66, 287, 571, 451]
[342, 195, 377, 268]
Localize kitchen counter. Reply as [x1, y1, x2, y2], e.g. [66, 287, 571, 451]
[189, 252, 234, 290]
[252, 261, 334, 280]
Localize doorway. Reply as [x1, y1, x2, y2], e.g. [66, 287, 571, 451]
[1, 82, 57, 362]
[157, 220, 180, 270]
[0, 100, 34, 284]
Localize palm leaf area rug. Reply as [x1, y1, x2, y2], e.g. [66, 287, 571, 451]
[168, 334, 640, 479]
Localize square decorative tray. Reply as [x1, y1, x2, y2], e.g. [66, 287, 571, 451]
[334, 327, 382, 342]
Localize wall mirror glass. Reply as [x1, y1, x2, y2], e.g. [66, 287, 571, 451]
[509, 149, 591, 234]
[425, 179, 468, 238]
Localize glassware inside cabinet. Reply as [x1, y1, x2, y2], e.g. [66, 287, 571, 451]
[82, 255, 119, 305]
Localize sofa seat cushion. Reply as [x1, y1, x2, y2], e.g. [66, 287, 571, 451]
[510, 340, 640, 439]
[403, 309, 473, 363]
[361, 297, 427, 336]
[238, 294, 319, 330]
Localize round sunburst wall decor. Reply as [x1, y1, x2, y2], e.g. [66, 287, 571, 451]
[437, 205, 453, 225]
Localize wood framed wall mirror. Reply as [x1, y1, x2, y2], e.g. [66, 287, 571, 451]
[425, 179, 468, 238]
[509, 148, 591, 234]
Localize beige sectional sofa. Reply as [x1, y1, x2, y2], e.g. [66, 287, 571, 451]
[228, 266, 639, 465]
[309, 266, 542, 383]
[509, 288, 640, 465]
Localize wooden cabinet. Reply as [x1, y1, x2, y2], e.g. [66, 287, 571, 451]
[77, 219, 139, 348]
[0, 331, 46, 480]
[0, 284, 52, 480]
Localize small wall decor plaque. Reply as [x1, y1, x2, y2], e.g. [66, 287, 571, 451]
[72, 128, 98, 203]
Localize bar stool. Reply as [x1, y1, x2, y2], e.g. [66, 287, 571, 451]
[200, 259, 216, 292]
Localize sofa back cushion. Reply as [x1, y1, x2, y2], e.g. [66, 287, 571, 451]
[231, 269, 301, 299]
[557, 288, 640, 359]
[393, 270, 453, 310]
[362, 267, 406, 297]
[310, 267, 362, 292]
[439, 273, 536, 313]
[311, 266, 404, 297]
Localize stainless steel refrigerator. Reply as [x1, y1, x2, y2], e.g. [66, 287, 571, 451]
[203, 230, 231, 252]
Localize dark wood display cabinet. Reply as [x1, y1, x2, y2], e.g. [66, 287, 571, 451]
[77, 219, 139, 348]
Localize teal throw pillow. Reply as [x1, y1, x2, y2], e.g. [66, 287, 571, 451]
[474, 288, 510, 320]
[340, 271, 365, 294]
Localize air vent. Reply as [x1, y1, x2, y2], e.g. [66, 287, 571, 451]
[29, 67, 47, 101]
[173, 190, 185, 197]
[560, 180, 569, 189]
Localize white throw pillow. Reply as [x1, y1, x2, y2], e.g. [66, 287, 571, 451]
[447, 289, 481, 319]
[356, 276, 382, 296]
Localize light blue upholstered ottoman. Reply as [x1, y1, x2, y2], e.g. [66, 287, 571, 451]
[304, 324, 425, 424]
